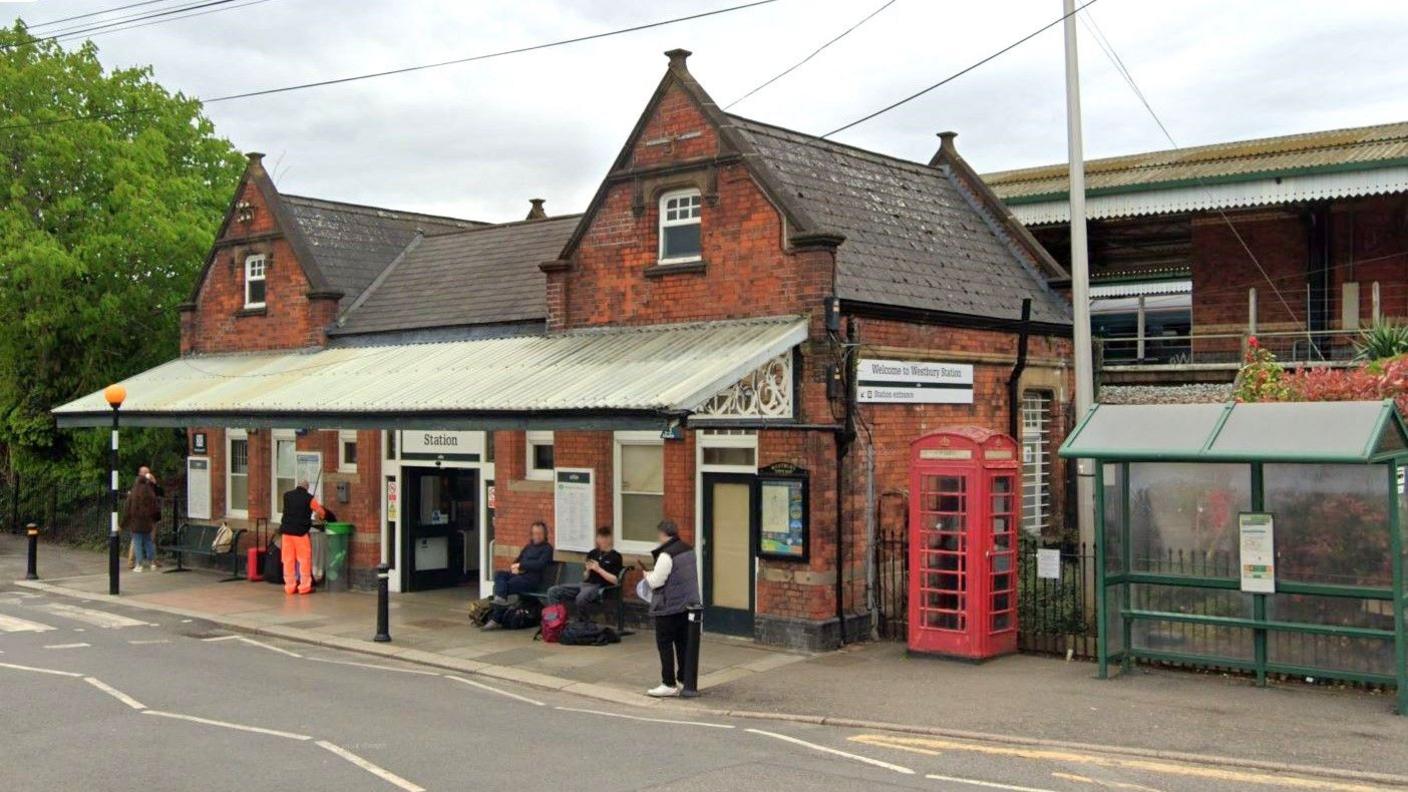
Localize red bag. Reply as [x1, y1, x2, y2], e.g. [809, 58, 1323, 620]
[537, 603, 568, 643]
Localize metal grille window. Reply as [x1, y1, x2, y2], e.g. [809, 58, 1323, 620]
[658, 189, 702, 262]
[1020, 391, 1052, 536]
[244, 254, 266, 308]
[227, 430, 248, 517]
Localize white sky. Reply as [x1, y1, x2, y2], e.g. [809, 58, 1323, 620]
[16, 0, 1408, 222]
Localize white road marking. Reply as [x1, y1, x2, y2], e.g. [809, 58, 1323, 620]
[200, 635, 240, 642]
[316, 740, 426, 792]
[745, 729, 915, 775]
[305, 656, 440, 676]
[43, 642, 91, 650]
[142, 710, 312, 741]
[926, 773, 1060, 792]
[128, 639, 171, 645]
[554, 706, 733, 729]
[235, 636, 303, 658]
[84, 677, 146, 710]
[0, 661, 83, 677]
[42, 603, 150, 629]
[444, 674, 545, 707]
[0, 613, 56, 632]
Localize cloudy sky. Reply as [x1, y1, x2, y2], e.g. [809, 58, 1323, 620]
[13, 0, 1408, 222]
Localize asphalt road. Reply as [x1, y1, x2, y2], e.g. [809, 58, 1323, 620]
[0, 579, 1398, 791]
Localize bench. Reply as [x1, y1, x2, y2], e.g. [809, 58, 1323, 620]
[520, 561, 633, 633]
[159, 522, 246, 581]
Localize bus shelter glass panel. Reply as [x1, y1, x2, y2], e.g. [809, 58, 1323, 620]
[1128, 463, 1251, 577]
[1263, 464, 1392, 587]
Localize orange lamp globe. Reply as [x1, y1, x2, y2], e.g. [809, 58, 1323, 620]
[103, 383, 127, 408]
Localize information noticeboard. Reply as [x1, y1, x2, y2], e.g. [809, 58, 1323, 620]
[554, 468, 594, 553]
[757, 463, 808, 561]
[1238, 512, 1276, 593]
[186, 457, 211, 520]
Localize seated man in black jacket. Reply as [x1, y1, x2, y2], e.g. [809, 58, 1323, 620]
[483, 521, 553, 630]
[547, 525, 623, 616]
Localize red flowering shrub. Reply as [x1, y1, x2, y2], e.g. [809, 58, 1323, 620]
[1235, 344, 1408, 414]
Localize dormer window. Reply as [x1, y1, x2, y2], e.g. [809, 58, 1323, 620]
[244, 254, 267, 309]
[658, 189, 702, 263]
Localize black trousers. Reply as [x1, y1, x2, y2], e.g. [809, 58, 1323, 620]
[654, 612, 690, 687]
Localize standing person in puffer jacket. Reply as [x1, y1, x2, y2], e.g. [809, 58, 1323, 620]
[643, 519, 699, 697]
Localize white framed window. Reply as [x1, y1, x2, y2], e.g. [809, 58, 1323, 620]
[698, 429, 757, 472]
[272, 430, 296, 520]
[226, 429, 249, 518]
[525, 431, 554, 481]
[244, 254, 267, 309]
[658, 189, 702, 263]
[338, 430, 358, 473]
[615, 431, 665, 553]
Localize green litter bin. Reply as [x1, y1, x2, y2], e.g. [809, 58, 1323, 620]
[323, 522, 354, 591]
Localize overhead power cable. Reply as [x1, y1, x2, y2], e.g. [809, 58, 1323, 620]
[24, 0, 176, 30]
[49, 0, 277, 44]
[724, 0, 899, 110]
[820, 0, 1100, 138]
[2, 0, 243, 50]
[0, 0, 778, 133]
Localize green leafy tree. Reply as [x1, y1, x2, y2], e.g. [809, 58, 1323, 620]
[0, 21, 243, 514]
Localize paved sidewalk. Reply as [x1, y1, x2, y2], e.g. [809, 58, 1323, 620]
[8, 535, 1408, 779]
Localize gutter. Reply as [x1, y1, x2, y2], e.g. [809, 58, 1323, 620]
[1007, 299, 1033, 439]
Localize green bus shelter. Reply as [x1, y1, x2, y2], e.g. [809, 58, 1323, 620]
[1059, 399, 1408, 714]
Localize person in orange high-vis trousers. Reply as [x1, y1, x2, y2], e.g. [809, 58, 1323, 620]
[279, 479, 325, 595]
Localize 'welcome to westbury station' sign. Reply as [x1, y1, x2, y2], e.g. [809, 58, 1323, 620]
[856, 358, 974, 404]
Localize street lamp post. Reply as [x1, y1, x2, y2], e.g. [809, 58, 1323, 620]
[104, 384, 126, 596]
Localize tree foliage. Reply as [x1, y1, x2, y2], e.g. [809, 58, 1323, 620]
[0, 21, 243, 490]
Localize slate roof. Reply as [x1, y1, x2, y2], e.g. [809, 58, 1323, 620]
[333, 215, 578, 336]
[725, 115, 1071, 326]
[281, 195, 483, 304]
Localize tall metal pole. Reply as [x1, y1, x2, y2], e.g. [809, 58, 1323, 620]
[1063, 0, 1096, 545]
[108, 405, 121, 595]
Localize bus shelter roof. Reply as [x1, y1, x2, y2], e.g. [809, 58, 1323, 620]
[1059, 399, 1408, 464]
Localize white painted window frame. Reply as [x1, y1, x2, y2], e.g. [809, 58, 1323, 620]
[614, 430, 666, 555]
[226, 429, 249, 519]
[271, 429, 296, 521]
[658, 188, 702, 264]
[338, 430, 358, 473]
[244, 253, 267, 309]
[525, 430, 554, 481]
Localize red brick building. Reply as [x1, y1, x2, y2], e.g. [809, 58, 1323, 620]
[985, 122, 1408, 378]
[56, 51, 1073, 649]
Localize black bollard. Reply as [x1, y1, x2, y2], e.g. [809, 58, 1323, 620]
[374, 563, 391, 642]
[680, 604, 703, 698]
[25, 523, 38, 580]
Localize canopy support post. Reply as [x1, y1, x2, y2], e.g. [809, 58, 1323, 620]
[1390, 459, 1406, 715]
[1094, 461, 1108, 679]
[1251, 462, 1268, 688]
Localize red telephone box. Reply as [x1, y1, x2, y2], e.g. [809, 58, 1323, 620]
[907, 427, 1020, 659]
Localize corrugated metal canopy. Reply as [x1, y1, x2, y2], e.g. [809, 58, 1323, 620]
[52, 316, 807, 430]
[1059, 400, 1408, 463]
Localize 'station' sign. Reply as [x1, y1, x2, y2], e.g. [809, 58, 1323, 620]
[401, 430, 483, 460]
[856, 359, 974, 404]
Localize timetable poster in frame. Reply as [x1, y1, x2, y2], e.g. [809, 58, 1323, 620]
[554, 468, 594, 553]
[757, 463, 808, 562]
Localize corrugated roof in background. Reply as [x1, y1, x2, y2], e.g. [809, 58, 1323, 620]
[984, 120, 1408, 202]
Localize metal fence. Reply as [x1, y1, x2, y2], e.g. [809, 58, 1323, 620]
[0, 479, 183, 547]
[1018, 536, 1097, 659]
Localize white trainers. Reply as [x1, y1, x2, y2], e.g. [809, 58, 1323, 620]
[646, 684, 681, 698]
[133, 566, 144, 573]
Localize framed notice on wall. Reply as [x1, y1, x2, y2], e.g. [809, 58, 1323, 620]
[757, 463, 808, 562]
[186, 457, 211, 520]
[1238, 512, 1276, 593]
[554, 468, 594, 553]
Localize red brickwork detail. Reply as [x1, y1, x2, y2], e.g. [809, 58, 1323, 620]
[628, 84, 719, 168]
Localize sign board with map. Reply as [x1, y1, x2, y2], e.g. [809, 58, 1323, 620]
[757, 463, 808, 562]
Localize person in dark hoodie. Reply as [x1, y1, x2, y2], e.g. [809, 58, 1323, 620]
[482, 521, 553, 631]
[643, 519, 699, 697]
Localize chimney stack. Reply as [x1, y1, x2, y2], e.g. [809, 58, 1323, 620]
[525, 198, 547, 221]
[665, 48, 692, 72]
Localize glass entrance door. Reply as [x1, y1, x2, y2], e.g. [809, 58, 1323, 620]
[402, 467, 476, 591]
[703, 473, 755, 636]
[985, 474, 1018, 653]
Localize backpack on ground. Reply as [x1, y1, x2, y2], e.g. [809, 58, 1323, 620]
[535, 603, 568, 643]
[263, 539, 283, 585]
[466, 598, 495, 626]
[560, 621, 621, 646]
[498, 600, 541, 630]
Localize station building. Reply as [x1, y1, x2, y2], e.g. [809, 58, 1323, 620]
[55, 51, 1074, 650]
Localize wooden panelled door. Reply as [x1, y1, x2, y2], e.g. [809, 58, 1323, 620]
[702, 473, 756, 636]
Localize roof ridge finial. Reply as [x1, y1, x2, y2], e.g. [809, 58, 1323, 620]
[665, 48, 692, 72]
